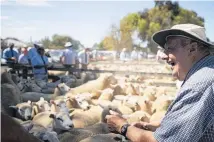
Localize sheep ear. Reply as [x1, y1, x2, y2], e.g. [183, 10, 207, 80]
[9, 106, 18, 110]
[50, 100, 55, 104]
[49, 114, 55, 119]
[69, 108, 75, 113]
[27, 100, 32, 104]
[40, 97, 45, 101]
[144, 100, 150, 104]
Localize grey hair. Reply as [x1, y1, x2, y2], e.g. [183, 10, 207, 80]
[166, 36, 214, 55]
[179, 37, 212, 55]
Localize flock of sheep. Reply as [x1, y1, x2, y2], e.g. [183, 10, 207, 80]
[1, 61, 179, 142]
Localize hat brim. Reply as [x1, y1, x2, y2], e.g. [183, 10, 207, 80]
[65, 44, 73, 47]
[152, 29, 214, 49]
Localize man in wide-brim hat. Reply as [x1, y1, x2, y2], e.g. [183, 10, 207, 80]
[105, 24, 214, 142]
[60, 42, 78, 70]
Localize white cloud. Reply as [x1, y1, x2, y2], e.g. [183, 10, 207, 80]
[0, 16, 9, 20]
[1, 0, 52, 7]
[10, 26, 39, 31]
[17, 0, 52, 7]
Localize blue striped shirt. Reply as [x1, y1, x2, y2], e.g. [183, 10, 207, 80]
[154, 55, 214, 142]
[31, 54, 48, 75]
[2, 47, 19, 62]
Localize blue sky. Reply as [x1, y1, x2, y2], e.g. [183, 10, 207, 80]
[1, 0, 214, 47]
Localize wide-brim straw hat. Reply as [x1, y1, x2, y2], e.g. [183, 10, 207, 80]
[152, 24, 214, 49]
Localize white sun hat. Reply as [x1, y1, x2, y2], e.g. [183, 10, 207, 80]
[152, 24, 214, 49]
[64, 42, 73, 47]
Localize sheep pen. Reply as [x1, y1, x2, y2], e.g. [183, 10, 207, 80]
[1, 60, 179, 142]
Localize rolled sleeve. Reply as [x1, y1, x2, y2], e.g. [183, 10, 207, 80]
[154, 87, 214, 142]
[2, 49, 9, 59]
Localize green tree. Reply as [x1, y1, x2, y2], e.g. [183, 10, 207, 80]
[99, 0, 204, 53]
[38, 34, 83, 50]
[40, 36, 51, 49]
[51, 34, 72, 49]
[97, 41, 105, 50]
[137, 0, 204, 53]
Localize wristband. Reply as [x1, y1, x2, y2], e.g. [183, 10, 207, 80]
[120, 123, 130, 137]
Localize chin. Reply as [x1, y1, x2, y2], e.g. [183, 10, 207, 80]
[172, 72, 179, 80]
[173, 74, 184, 81]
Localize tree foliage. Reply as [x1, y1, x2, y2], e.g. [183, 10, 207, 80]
[99, 0, 205, 53]
[39, 34, 83, 50]
[138, 0, 204, 53]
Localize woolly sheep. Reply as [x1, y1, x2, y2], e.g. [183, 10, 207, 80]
[32, 111, 74, 133]
[9, 100, 33, 121]
[1, 112, 42, 142]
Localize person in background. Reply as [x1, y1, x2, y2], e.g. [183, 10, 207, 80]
[78, 47, 90, 70]
[27, 44, 41, 65]
[18, 47, 29, 79]
[18, 47, 29, 65]
[2, 43, 19, 64]
[60, 42, 78, 74]
[31, 45, 58, 88]
[120, 48, 128, 62]
[130, 47, 138, 61]
[2, 43, 19, 73]
[31, 45, 48, 82]
[61, 42, 77, 66]
[92, 49, 97, 61]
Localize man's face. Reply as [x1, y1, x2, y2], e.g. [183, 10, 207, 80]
[162, 37, 193, 81]
[10, 44, 14, 49]
[38, 49, 44, 55]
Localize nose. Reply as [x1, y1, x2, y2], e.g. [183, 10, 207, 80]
[69, 124, 74, 128]
[87, 106, 91, 110]
[27, 115, 32, 120]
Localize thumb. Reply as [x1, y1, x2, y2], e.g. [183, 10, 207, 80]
[109, 110, 120, 115]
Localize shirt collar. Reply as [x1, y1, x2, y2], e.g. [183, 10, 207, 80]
[182, 55, 214, 86]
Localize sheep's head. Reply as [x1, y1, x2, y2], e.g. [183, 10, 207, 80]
[9, 100, 33, 121]
[75, 94, 92, 110]
[36, 97, 51, 112]
[49, 112, 74, 130]
[57, 83, 71, 93]
[50, 100, 69, 113]
[26, 80, 42, 92]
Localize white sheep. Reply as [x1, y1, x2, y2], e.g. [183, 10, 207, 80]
[9, 100, 33, 121]
[32, 111, 74, 133]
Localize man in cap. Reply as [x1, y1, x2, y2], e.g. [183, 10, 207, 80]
[105, 24, 214, 142]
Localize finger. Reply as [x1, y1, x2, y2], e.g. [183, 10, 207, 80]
[109, 110, 120, 115]
[105, 115, 112, 120]
[131, 122, 138, 126]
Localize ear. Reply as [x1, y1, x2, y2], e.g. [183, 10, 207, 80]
[27, 100, 32, 105]
[50, 100, 55, 104]
[49, 114, 56, 119]
[69, 108, 75, 113]
[9, 106, 18, 110]
[144, 100, 150, 104]
[40, 97, 45, 101]
[188, 42, 198, 55]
